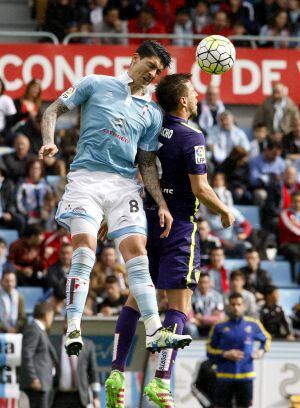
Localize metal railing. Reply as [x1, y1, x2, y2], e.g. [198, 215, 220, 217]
[0, 30, 59, 44]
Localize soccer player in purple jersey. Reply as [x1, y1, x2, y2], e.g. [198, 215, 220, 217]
[105, 74, 235, 407]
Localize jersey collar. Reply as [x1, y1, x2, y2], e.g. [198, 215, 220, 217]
[165, 112, 188, 123]
[117, 72, 152, 103]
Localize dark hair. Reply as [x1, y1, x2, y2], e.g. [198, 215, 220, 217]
[253, 123, 268, 130]
[199, 272, 210, 279]
[265, 285, 278, 296]
[230, 270, 245, 281]
[0, 237, 7, 246]
[291, 191, 300, 200]
[246, 247, 259, 255]
[156, 73, 192, 112]
[23, 224, 44, 238]
[26, 158, 45, 178]
[140, 5, 156, 18]
[210, 246, 224, 254]
[226, 146, 248, 165]
[33, 302, 54, 319]
[106, 275, 118, 285]
[0, 78, 5, 96]
[23, 79, 42, 106]
[229, 292, 244, 302]
[103, 5, 119, 17]
[175, 6, 190, 16]
[2, 267, 16, 279]
[266, 139, 282, 150]
[136, 41, 171, 69]
[53, 282, 66, 301]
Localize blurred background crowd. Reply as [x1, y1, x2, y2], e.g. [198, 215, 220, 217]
[29, 0, 300, 46]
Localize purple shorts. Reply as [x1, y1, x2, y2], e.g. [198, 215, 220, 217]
[146, 209, 201, 291]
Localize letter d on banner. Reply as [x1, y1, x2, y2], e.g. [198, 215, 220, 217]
[233, 59, 261, 95]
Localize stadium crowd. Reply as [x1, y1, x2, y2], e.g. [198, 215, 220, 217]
[29, 0, 300, 46]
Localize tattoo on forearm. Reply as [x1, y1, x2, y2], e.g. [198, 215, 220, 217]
[41, 99, 69, 144]
[137, 149, 166, 207]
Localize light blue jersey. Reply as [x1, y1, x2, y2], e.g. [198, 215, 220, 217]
[59, 73, 162, 179]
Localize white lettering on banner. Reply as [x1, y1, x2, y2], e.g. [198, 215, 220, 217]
[85, 56, 112, 75]
[115, 56, 131, 76]
[23, 55, 52, 89]
[233, 59, 261, 95]
[0, 54, 22, 91]
[280, 363, 300, 398]
[55, 55, 83, 90]
[262, 60, 286, 95]
[297, 61, 300, 74]
[191, 61, 221, 94]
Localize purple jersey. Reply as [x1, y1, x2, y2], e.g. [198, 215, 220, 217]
[146, 113, 207, 218]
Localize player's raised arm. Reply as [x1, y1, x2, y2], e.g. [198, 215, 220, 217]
[39, 99, 68, 159]
[137, 148, 173, 238]
[189, 173, 235, 228]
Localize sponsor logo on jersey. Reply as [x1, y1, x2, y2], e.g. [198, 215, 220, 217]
[61, 85, 76, 100]
[194, 145, 206, 164]
[160, 127, 173, 139]
[72, 206, 87, 215]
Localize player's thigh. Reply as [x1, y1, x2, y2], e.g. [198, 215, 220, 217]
[56, 170, 104, 233]
[105, 179, 147, 241]
[157, 217, 201, 291]
[146, 208, 163, 287]
[214, 380, 234, 408]
[234, 380, 253, 408]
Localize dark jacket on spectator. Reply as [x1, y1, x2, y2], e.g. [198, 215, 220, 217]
[2, 152, 36, 182]
[260, 304, 293, 338]
[239, 265, 272, 295]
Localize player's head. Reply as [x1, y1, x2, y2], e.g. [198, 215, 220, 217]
[265, 285, 279, 305]
[156, 73, 198, 118]
[129, 40, 171, 87]
[291, 191, 300, 212]
[229, 292, 245, 318]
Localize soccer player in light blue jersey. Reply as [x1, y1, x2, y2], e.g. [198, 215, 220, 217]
[39, 41, 192, 356]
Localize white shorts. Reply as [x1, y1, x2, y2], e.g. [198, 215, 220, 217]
[55, 169, 147, 240]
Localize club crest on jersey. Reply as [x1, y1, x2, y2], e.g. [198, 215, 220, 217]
[61, 85, 76, 100]
[194, 145, 206, 164]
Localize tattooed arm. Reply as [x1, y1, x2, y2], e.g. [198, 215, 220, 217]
[39, 99, 69, 159]
[137, 149, 173, 237]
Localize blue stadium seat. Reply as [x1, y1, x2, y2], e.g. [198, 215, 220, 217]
[224, 259, 246, 276]
[235, 205, 261, 228]
[260, 261, 296, 288]
[46, 175, 62, 189]
[18, 287, 44, 315]
[0, 229, 19, 247]
[278, 289, 300, 316]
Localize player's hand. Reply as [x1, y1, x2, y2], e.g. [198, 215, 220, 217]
[221, 211, 235, 229]
[158, 205, 173, 238]
[252, 349, 264, 359]
[30, 378, 42, 390]
[98, 220, 108, 242]
[39, 143, 58, 159]
[223, 349, 244, 361]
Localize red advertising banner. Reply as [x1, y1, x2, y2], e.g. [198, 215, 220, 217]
[0, 44, 299, 104]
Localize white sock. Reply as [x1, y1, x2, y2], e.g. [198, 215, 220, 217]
[67, 317, 81, 333]
[144, 315, 162, 337]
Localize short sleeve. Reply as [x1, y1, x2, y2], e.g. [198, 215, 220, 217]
[182, 131, 207, 175]
[138, 106, 162, 152]
[59, 75, 97, 110]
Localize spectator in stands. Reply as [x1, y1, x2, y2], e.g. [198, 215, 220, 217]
[96, 275, 127, 316]
[3, 134, 35, 182]
[14, 79, 42, 123]
[291, 301, 300, 336]
[250, 123, 269, 158]
[203, 247, 229, 293]
[116, 0, 143, 20]
[58, 125, 80, 172]
[192, 1, 211, 35]
[16, 158, 53, 226]
[85, 245, 127, 315]
[231, 21, 253, 47]
[20, 302, 58, 408]
[249, 139, 286, 207]
[172, 7, 193, 46]
[43, 154, 66, 176]
[198, 218, 221, 266]
[194, 85, 225, 135]
[202, 10, 233, 36]
[253, 82, 299, 135]
[282, 115, 300, 161]
[51, 318, 100, 408]
[44, 0, 76, 42]
[95, 5, 128, 44]
[220, 0, 257, 34]
[262, 165, 299, 231]
[46, 280, 66, 316]
[147, 0, 185, 33]
[239, 248, 272, 302]
[224, 270, 258, 318]
[260, 285, 295, 340]
[287, 0, 300, 36]
[221, 146, 252, 204]
[259, 10, 292, 48]
[42, 226, 71, 269]
[89, 0, 108, 32]
[45, 243, 72, 289]
[0, 158, 25, 233]
[211, 172, 234, 207]
[0, 238, 7, 279]
[254, 0, 280, 27]
[279, 192, 300, 280]
[41, 190, 58, 231]
[128, 6, 166, 45]
[14, 111, 43, 155]
[185, 272, 225, 338]
[0, 78, 16, 144]
[206, 110, 250, 166]
[0, 267, 27, 333]
[9, 224, 45, 287]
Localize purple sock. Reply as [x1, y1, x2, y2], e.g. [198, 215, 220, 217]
[155, 309, 187, 380]
[112, 306, 140, 372]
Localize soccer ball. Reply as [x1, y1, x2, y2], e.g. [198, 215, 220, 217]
[196, 35, 236, 75]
